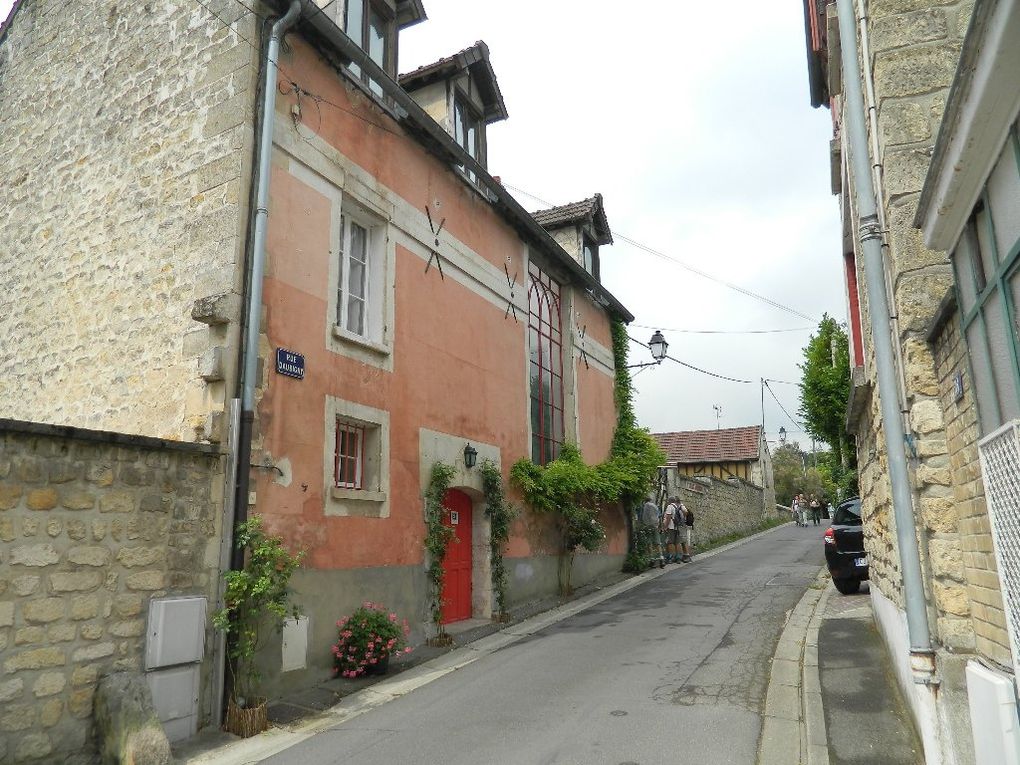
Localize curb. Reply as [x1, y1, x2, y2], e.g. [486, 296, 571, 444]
[757, 568, 831, 765]
[181, 520, 794, 765]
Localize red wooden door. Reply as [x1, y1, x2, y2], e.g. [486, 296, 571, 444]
[441, 489, 473, 624]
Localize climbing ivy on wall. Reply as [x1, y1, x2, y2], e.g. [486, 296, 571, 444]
[423, 461, 456, 633]
[511, 319, 666, 585]
[480, 459, 517, 618]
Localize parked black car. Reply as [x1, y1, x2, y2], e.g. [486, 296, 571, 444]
[824, 497, 869, 594]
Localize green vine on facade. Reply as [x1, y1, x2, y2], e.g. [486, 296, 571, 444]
[423, 461, 456, 632]
[480, 459, 516, 618]
[213, 516, 304, 706]
[511, 320, 665, 589]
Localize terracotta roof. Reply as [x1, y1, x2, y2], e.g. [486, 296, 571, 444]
[398, 41, 508, 123]
[653, 426, 762, 464]
[531, 194, 613, 245]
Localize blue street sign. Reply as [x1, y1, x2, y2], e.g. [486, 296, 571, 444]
[275, 348, 305, 380]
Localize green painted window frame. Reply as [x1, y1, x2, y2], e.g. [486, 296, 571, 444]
[955, 123, 1020, 433]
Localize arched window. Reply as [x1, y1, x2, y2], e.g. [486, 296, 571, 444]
[528, 262, 564, 464]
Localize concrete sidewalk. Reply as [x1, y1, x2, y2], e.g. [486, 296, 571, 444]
[758, 575, 923, 765]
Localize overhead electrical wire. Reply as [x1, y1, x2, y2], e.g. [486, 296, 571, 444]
[627, 334, 756, 385]
[763, 379, 807, 433]
[503, 183, 817, 323]
[628, 324, 811, 334]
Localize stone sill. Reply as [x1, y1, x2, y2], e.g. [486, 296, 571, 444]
[330, 487, 386, 504]
[331, 325, 391, 356]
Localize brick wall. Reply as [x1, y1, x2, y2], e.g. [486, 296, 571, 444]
[0, 0, 258, 441]
[0, 421, 224, 764]
[931, 310, 1012, 665]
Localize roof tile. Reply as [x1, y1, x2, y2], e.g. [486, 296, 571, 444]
[652, 426, 762, 464]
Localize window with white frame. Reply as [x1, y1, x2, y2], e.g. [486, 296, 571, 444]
[334, 203, 387, 347]
[453, 94, 482, 183]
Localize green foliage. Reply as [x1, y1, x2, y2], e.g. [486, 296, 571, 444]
[331, 602, 411, 678]
[480, 459, 517, 616]
[772, 442, 858, 506]
[623, 523, 657, 573]
[511, 444, 614, 594]
[213, 516, 304, 703]
[423, 462, 456, 629]
[798, 315, 856, 475]
[510, 320, 666, 593]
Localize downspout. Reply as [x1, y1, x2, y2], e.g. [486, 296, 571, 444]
[220, 0, 301, 713]
[231, 0, 301, 574]
[835, 0, 934, 668]
[856, 0, 911, 416]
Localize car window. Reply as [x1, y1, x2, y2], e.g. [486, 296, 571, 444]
[833, 499, 862, 525]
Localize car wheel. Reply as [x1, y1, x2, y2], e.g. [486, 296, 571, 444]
[833, 577, 861, 595]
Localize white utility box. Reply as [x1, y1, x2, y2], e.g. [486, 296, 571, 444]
[967, 660, 1020, 765]
[145, 596, 207, 742]
[281, 616, 309, 672]
[146, 664, 201, 742]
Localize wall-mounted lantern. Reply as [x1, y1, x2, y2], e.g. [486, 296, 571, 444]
[463, 443, 478, 469]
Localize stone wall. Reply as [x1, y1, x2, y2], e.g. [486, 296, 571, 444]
[846, 0, 975, 640]
[930, 308, 1011, 664]
[668, 472, 766, 548]
[0, 0, 258, 441]
[0, 420, 224, 764]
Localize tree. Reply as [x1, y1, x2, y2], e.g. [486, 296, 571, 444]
[772, 442, 808, 506]
[797, 315, 859, 499]
[798, 316, 852, 469]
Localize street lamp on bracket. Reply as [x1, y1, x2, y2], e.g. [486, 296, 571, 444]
[627, 330, 669, 370]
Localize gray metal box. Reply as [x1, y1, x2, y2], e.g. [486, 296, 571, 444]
[145, 596, 207, 670]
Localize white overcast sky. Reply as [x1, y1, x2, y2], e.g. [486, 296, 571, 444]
[399, 1, 843, 447]
[1, 0, 843, 449]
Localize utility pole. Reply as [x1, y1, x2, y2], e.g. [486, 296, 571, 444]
[713, 405, 722, 430]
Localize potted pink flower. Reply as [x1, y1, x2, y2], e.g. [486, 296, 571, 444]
[332, 602, 412, 678]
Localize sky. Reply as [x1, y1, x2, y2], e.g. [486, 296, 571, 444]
[0, 0, 844, 450]
[399, 1, 845, 447]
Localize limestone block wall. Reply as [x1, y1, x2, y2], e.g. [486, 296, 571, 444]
[0, 0, 259, 441]
[931, 311, 1012, 665]
[0, 421, 224, 764]
[670, 473, 766, 548]
[846, 0, 974, 632]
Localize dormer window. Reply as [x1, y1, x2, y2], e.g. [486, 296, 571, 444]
[399, 41, 508, 188]
[582, 237, 597, 277]
[344, 0, 393, 96]
[531, 194, 613, 282]
[453, 95, 481, 181]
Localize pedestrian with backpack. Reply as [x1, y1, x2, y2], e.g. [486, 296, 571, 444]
[680, 504, 694, 562]
[640, 497, 666, 569]
[662, 497, 684, 563]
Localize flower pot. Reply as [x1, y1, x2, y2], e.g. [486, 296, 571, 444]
[224, 697, 268, 738]
[363, 655, 390, 676]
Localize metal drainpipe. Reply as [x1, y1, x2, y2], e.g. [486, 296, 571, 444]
[835, 0, 934, 668]
[856, 0, 911, 416]
[232, 0, 302, 577]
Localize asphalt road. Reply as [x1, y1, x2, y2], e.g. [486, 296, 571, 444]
[262, 524, 826, 765]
